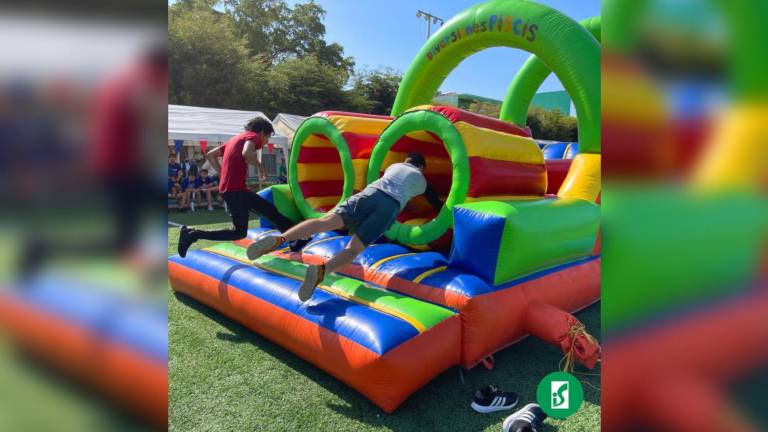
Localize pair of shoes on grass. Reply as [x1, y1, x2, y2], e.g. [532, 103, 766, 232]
[471, 385, 546, 432]
[247, 235, 324, 302]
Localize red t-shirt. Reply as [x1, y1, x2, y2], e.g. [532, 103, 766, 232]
[218, 131, 263, 193]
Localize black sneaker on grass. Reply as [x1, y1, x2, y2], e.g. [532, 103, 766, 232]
[470, 385, 519, 413]
[502, 403, 547, 432]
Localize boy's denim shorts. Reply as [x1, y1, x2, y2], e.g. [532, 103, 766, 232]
[333, 188, 400, 245]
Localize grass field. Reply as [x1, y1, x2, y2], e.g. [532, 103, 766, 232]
[168, 210, 601, 432]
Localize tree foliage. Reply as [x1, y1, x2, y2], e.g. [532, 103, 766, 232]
[526, 107, 578, 141]
[169, 0, 391, 117]
[467, 101, 500, 118]
[351, 68, 402, 115]
[169, 8, 257, 108]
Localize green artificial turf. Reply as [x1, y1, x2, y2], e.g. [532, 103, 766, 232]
[168, 212, 601, 431]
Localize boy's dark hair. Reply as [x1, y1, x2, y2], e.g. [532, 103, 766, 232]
[405, 152, 426, 170]
[201, 169, 208, 174]
[245, 117, 275, 135]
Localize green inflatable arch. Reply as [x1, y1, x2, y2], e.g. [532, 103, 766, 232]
[391, 0, 601, 153]
[288, 117, 355, 219]
[499, 16, 601, 136]
[367, 110, 469, 244]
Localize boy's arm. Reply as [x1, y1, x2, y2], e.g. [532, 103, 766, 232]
[206, 146, 224, 174]
[423, 183, 443, 211]
[242, 140, 266, 180]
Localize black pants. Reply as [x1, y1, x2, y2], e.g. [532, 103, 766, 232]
[191, 190, 294, 241]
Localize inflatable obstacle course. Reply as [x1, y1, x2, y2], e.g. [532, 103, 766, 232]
[169, 0, 602, 412]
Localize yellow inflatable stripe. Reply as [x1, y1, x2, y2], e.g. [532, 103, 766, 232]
[327, 115, 392, 136]
[369, 253, 418, 271]
[455, 122, 544, 164]
[381, 151, 452, 175]
[693, 104, 768, 188]
[603, 75, 666, 125]
[557, 153, 601, 202]
[306, 196, 341, 209]
[203, 248, 426, 333]
[297, 163, 345, 182]
[405, 130, 441, 144]
[352, 159, 368, 191]
[406, 104, 435, 112]
[413, 266, 448, 283]
[300, 133, 335, 148]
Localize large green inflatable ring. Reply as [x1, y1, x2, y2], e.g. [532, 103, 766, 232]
[391, 0, 600, 153]
[367, 110, 469, 245]
[289, 116, 355, 220]
[500, 16, 601, 134]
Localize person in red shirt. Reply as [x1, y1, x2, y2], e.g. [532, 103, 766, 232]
[177, 118, 304, 257]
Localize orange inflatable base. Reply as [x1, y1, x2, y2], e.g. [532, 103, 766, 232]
[295, 250, 601, 369]
[168, 261, 461, 413]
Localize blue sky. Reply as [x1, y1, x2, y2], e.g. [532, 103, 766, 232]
[286, 0, 600, 100]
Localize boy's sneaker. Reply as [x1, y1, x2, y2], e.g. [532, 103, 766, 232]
[246, 235, 284, 260]
[298, 264, 325, 302]
[177, 226, 196, 258]
[207, 205, 214, 211]
[502, 403, 547, 432]
[288, 238, 310, 252]
[470, 385, 519, 413]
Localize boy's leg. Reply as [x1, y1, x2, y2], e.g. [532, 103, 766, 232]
[298, 234, 363, 302]
[283, 213, 344, 242]
[205, 188, 212, 207]
[246, 213, 344, 260]
[246, 191, 295, 233]
[177, 192, 250, 257]
[324, 234, 364, 274]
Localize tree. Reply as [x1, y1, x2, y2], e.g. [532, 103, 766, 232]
[467, 101, 501, 117]
[169, 8, 257, 108]
[526, 107, 578, 141]
[351, 68, 402, 115]
[218, 0, 354, 76]
[265, 55, 369, 117]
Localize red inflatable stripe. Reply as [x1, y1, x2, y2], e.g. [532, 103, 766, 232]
[468, 157, 547, 197]
[429, 106, 531, 137]
[390, 135, 450, 158]
[342, 132, 378, 159]
[299, 180, 344, 198]
[545, 159, 572, 194]
[297, 147, 342, 163]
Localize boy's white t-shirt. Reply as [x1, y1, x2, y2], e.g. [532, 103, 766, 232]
[367, 162, 427, 209]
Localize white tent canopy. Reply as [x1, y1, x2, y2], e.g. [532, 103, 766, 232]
[168, 104, 289, 153]
[272, 113, 307, 144]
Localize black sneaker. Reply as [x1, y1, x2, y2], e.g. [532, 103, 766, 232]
[502, 403, 547, 432]
[470, 385, 519, 413]
[178, 226, 196, 258]
[289, 238, 310, 253]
